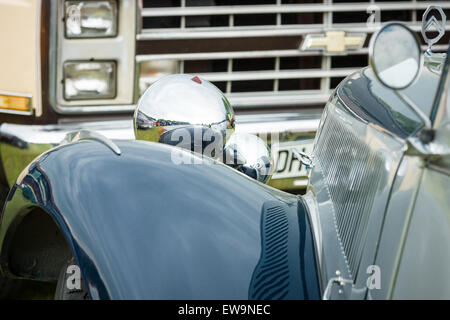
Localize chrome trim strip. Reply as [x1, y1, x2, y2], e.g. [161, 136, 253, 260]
[0, 120, 135, 145]
[48, 92, 329, 112]
[0, 109, 34, 116]
[141, 3, 450, 17]
[136, 49, 369, 62]
[137, 24, 450, 40]
[53, 104, 136, 114]
[60, 130, 122, 155]
[140, 68, 360, 83]
[136, 45, 448, 62]
[228, 92, 330, 108]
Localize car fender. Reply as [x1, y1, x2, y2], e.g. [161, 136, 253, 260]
[0, 139, 319, 299]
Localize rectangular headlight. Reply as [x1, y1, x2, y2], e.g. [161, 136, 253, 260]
[64, 61, 116, 100]
[65, 1, 118, 38]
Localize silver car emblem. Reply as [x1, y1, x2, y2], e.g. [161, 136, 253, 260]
[421, 5, 447, 48]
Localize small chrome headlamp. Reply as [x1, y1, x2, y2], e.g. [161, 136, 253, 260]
[64, 61, 116, 100]
[65, 1, 118, 38]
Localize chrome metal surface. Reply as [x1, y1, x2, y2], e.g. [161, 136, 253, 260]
[301, 31, 366, 55]
[322, 270, 353, 300]
[140, 3, 450, 17]
[292, 147, 314, 169]
[137, 24, 450, 40]
[134, 74, 235, 158]
[314, 101, 385, 278]
[307, 96, 406, 299]
[224, 132, 274, 184]
[424, 49, 447, 75]
[422, 5, 447, 49]
[60, 129, 121, 155]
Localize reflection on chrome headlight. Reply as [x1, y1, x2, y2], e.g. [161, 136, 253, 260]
[64, 61, 116, 100]
[139, 60, 179, 95]
[65, 1, 118, 38]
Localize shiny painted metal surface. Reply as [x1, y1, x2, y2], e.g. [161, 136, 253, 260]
[336, 66, 441, 139]
[0, 139, 320, 299]
[134, 74, 235, 158]
[368, 156, 425, 299]
[224, 132, 274, 184]
[390, 165, 450, 299]
[382, 51, 449, 298]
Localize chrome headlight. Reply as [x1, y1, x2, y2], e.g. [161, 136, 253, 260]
[65, 1, 118, 38]
[134, 74, 235, 157]
[64, 61, 116, 100]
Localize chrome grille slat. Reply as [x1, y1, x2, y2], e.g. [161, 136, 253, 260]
[137, 23, 450, 40]
[141, 2, 450, 17]
[137, 1, 450, 109]
[136, 49, 362, 62]
[140, 68, 360, 83]
[136, 44, 447, 62]
[314, 106, 385, 278]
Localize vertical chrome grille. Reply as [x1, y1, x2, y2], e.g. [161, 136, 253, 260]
[314, 104, 385, 277]
[136, 1, 450, 109]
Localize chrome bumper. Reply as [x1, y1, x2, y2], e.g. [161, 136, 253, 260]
[0, 111, 321, 190]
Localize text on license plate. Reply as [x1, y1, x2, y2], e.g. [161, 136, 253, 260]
[271, 140, 314, 180]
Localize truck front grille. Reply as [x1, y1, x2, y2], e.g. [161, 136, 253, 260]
[136, 1, 450, 110]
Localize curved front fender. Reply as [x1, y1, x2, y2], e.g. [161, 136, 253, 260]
[0, 140, 319, 299]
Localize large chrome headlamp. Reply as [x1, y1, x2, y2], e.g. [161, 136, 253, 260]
[134, 74, 235, 158]
[65, 1, 118, 38]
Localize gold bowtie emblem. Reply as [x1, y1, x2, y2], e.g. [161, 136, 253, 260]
[301, 31, 366, 54]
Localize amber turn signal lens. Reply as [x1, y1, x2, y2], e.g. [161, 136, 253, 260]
[0, 94, 31, 112]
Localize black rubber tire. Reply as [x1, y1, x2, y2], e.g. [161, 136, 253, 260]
[54, 257, 90, 300]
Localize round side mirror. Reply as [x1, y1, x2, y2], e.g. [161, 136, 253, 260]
[224, 132, 274, 184]
[369, 23, 422, 90]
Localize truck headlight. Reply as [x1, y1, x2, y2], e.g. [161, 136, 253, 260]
[65, 1, 118, 38]
[64, 61, 116, 100]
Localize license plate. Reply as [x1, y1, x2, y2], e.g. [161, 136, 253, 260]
[271, 140, 314, 180]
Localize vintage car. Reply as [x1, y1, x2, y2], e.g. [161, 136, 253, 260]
[1, 1, 450, 298]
